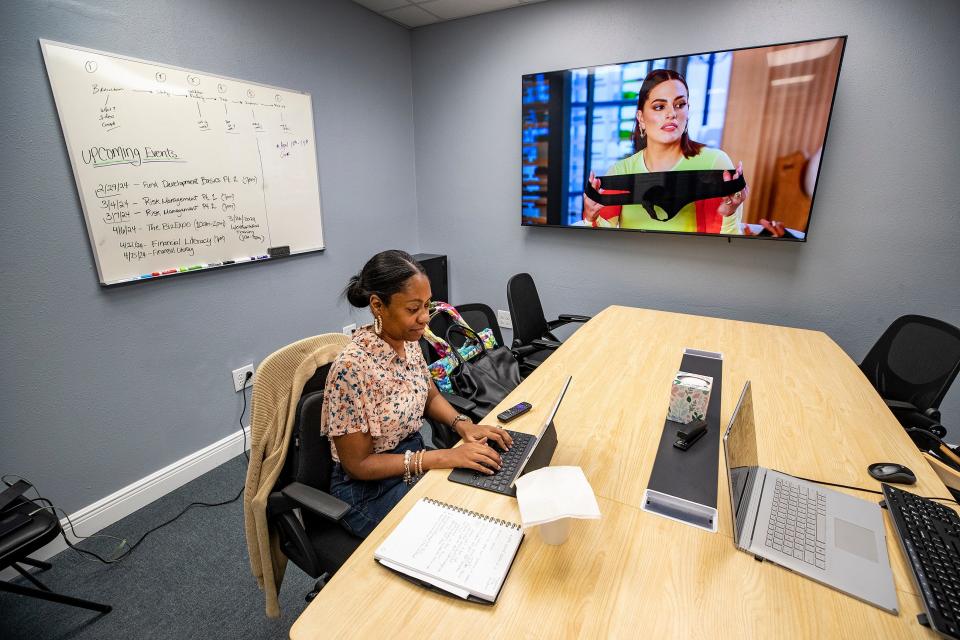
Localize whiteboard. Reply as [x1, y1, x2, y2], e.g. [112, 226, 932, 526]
[40, 39, 325, 285]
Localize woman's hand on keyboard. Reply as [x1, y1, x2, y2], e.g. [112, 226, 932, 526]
[435, 442, 502, 474]
[458, 423, 513, 451]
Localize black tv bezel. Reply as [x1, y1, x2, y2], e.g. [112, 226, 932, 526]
[520, 35, 848, 243]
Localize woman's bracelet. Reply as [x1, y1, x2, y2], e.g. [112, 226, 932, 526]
[404, 449, 426, 485]
[450, 413, 469, 432]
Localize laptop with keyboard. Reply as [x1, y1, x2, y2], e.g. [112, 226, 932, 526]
[723, 381, 898, 613]
[448, 376, 571, 497]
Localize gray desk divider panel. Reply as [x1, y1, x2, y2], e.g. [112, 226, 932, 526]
[642, 349, 723, 532]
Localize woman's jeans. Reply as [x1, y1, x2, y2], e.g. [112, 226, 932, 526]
[330, 432, 424, 538]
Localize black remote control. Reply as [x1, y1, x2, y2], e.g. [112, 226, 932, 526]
[497, 401, 532, 423]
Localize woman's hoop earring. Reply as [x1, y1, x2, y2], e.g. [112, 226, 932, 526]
[374, 315, 383, 335]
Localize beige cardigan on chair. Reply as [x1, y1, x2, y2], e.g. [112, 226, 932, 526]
[243, 333, 350, 618]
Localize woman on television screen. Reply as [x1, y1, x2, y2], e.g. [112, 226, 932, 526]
[582, 68, 761, 234]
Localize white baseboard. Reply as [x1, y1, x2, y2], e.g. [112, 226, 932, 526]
[2, 427, 249, 580]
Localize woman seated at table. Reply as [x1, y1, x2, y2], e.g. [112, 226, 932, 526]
[321, 249, 513, 537]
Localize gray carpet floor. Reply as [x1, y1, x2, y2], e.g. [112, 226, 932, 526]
[1, 455, 318, 640]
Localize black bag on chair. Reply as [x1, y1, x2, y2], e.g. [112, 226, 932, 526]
[446, 324, 521, 417]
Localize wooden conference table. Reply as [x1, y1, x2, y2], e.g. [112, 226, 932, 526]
[291, 306, 957, 639]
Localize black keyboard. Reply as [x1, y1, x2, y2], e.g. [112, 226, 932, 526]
[882, 484, 960, 638]
[446, 431, 534, 496]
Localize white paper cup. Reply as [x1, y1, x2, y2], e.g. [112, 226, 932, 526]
[538, 518, 571, 545]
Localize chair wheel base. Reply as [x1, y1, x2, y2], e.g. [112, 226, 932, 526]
[305, 573, 330, 602]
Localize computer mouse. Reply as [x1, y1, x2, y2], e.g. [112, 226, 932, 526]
[867, 463, 917, 485]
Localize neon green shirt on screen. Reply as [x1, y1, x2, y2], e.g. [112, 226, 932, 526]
[599, 147, 743, 234]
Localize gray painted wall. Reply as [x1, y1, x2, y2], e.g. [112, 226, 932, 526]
[0, 0, 417, 513]
[3, 0, 959, 516]
[411, 0, 960, 438]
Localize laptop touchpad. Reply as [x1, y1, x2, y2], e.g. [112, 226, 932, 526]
[834, 518, 878, 562]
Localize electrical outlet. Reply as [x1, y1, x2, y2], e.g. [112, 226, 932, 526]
[497, 309, 512, 329]
[232, 364, 254, 392]
[342, 323, 356, 336]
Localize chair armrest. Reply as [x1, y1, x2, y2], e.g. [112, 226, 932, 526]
[443, 392, 477, 414]
[281, 482, 350, 522]
[512, 341, 560, 358]
[546, 314, 591, 331]
[511, 344, 535, 357]
[884, 398, 919, 412]
[901, 412, 948, 438]
[531, 338, 563, 350]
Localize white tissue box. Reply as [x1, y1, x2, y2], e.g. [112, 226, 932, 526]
[667, 372, 713, 424]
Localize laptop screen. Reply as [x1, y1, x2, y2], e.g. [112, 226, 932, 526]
[723, 381, 762, 546]
[513, 375, 572, 483]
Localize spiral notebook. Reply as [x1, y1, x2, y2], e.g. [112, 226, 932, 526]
[374, 497, 524, 604]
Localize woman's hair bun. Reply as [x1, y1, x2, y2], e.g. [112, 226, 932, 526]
[345, 273, 369, 308]
[342, 249, 426, 309]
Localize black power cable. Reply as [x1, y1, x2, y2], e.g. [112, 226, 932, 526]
[240, 370, 252, 461]
[4, 375, 255, 565]
[788, 473, 958, 505]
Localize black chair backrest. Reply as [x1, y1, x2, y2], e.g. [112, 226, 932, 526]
[507, 273, 548, 346]
[457, 303, 505, 347]
[860, 315, 960, 412]
[278, 363, 335, 493]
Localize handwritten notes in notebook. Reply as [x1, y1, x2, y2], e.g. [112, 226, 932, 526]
[374, 498, 523, 603]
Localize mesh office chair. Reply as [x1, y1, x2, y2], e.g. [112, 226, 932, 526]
[506, 273, 590, 375]
[266, 363, 362, 602]
[859, 314, 960, 440]
[263, 332, 470, 603]
[245, 334, 363, 614]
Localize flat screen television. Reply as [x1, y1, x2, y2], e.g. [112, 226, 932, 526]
[521, 36, 846, 241]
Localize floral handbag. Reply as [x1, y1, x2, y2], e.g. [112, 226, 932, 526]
[422, 302, 497, 394]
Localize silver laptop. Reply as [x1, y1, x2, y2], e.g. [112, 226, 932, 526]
[723, 381, 898, 613]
